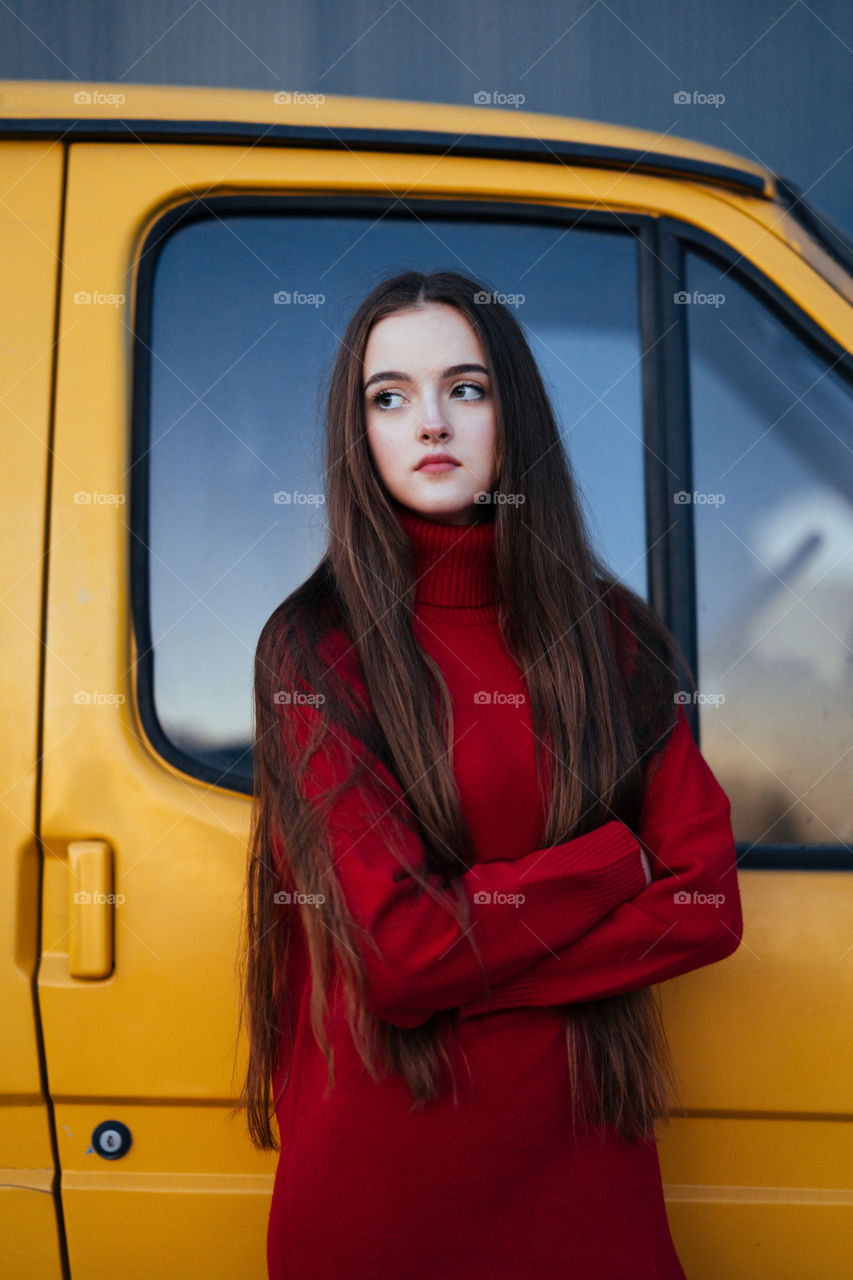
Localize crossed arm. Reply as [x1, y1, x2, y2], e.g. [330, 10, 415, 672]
[458, 704, 743, 1018]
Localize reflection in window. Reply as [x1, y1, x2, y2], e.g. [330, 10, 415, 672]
[144, 208, 646, 787]
[686, 249, 853, 847]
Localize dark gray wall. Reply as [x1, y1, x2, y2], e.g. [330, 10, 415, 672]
[2, 1, 851, 237]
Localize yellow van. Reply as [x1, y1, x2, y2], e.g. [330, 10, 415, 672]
[2, 80, 851, 1279]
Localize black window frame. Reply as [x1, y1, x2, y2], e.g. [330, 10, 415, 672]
[655, 215, 853, 872]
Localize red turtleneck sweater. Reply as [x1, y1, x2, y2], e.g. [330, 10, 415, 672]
[265, 503, 743, 1280]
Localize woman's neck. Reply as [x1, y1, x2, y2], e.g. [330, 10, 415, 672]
[391, 500, 498, 620]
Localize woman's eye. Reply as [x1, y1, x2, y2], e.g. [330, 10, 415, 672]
[451, 382, 484, 401]
[370, 389, 404, 410]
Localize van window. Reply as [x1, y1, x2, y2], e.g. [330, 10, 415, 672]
[139, 206, 646, 789]
[684, 247, 853, 850]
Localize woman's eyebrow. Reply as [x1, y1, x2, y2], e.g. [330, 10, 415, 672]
[363, 363, 488, 391]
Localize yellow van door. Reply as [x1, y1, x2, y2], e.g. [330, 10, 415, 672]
[0, 141, 66, 1278]
[31, 114, 853, 1280]
[36, 142, 275, 1280]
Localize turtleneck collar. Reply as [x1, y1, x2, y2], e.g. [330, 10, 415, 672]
[392, 501, 498, 622]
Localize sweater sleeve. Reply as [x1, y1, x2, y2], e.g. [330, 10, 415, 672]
[458, 704, 743, 1019]
[274, 643, 649, 1029]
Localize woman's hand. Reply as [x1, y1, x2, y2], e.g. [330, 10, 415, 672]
[639, 846, 652, 888]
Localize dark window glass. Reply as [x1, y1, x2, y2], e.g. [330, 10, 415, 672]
[143, 207, 646, 787]
[685, 249, 853, 849]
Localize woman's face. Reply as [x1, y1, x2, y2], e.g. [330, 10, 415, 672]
[363, 302, 498, 527]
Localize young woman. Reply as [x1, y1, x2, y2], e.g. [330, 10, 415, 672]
[238, 270, 743, 1280]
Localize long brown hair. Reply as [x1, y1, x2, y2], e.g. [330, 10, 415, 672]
[234, 269, 693, 1153]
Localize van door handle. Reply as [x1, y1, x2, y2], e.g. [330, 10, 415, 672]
[68, 839, 115, 978]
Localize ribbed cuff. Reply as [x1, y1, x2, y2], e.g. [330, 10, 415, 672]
[549, 819, 647, 915]
[461, 822, 646, 1020]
